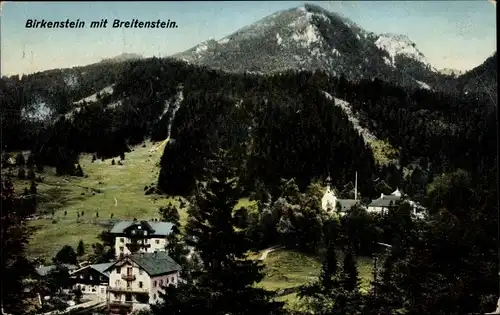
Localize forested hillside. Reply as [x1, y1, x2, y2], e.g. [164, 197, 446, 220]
[1, 61, 129, 151]
[1, 57, 496, 201]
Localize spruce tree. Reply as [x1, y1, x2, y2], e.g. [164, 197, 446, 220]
[151, 149, 284, 315]
[29, 180, 37, 194]
[74, 164, 84, 177]
[160, 204, 190, 279]
[15, 152, 25, 166]
[299, 238, 364, 314]
[26, 153, 35, 168]
[17, 167, 26, 179]
[77, 240, 85, 257]
[1, 177, 35, 314]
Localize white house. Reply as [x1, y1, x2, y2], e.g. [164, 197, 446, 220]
[104, 251, 181, 315]
[109, 220, 175, 259]
[367, 189, 426, 218]
[69, 262, 113, 301]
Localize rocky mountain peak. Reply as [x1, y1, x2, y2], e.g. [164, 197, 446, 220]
[173, 3, 438, 88]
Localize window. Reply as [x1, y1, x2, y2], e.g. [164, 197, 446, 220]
[100, 276, 105, 281]
[80, 275, 83, 279]
[92, 286, 96, 292]
[82, 286, 86, 292]
[143, 231, 147, 236]
[159, 279, 163, 285]
[153, 281, 157, 288]
[139, 281, 143, 288]
[101, 288, 105, 294]
[120, 238, 124, 243]
[120, 247, 124, 252]
[166, 278, 169, 284]
[153, 294, 157, 300]
[127, 282, 131, 288]
[139, 270, 143, 276]
[155, 240, 160, 244]
[171, 276, 174, 282]
[90, 276, 93, 280]
[144, 239, 148, 244]
[116, 267, 121, 273]
[115, 280, 120, 287]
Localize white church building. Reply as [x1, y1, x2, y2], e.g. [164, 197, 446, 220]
[321, 175, 362, 215]
[321, 175, 426, 219]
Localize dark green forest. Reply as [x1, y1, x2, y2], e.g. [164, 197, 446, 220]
[1, 55, 499, 315]
[1, 57, 496, 200]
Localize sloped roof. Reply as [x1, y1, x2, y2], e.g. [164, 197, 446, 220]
[337, 199, 360, 211]
[369, 198, 400, 208]
[382, 195, 401, 201]
[105, 252, 181, 277]
[109, 220, 174, 236]
[36, 264, 77, 276]
[91, 262, 114, 276]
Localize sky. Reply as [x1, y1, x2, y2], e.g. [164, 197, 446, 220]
[1, 1, 497, 76]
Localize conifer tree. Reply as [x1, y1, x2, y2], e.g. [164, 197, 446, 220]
[151, 149, 284, 315]
[299, 239, 364, 314]
[77, 240, 85, 257]
[26, 153, 35, 168]
[1, 177, 35, 314]
[15, 152, 25, 166]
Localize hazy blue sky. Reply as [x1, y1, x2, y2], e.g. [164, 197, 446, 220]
[1, 1, 497, 76]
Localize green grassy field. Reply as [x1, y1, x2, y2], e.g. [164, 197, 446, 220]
[10, 141, 186, 260]
[9, 141, 374, 311]
[254, 249, 373, 311]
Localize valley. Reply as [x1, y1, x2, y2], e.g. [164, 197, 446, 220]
[14, 141, 182, 260]
[1, 2, 497, 315]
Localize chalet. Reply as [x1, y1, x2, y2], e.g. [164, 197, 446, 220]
[109, 220, 174, 259]
[104, 251, 181, 315]
[70, 262, 113, 301]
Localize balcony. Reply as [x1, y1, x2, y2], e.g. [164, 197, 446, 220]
[126, 242, 151, 254]
[121, 274, 136, 281]
[108, 286, 149, 294]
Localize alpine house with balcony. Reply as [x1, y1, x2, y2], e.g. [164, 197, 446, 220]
[109, 220, 175, 259]
[69, 262, 113, 301]
[104, 251, 181, 315]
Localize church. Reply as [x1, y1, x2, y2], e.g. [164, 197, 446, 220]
[321, 175, 362, 215]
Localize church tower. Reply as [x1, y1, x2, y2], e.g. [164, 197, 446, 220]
[321, 174, 337, 211]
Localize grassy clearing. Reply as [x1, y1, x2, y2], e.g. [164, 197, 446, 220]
[255, 249, 373, 310]
[234, 197, 258, 212]
[369, 139, 400, 166]
[9, 141, 186, 260]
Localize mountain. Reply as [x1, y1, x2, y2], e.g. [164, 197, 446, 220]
[455, 51, 497, 100]
[174, 3, 438, 89]
[100, 53, 143, 64]
[438, 68, 464, 77]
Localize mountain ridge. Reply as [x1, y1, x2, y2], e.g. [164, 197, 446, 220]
[173, 3, 437, 89]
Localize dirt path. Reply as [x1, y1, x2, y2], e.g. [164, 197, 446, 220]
[259, 245, 284, 261]
[38, 300, 105, 315]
